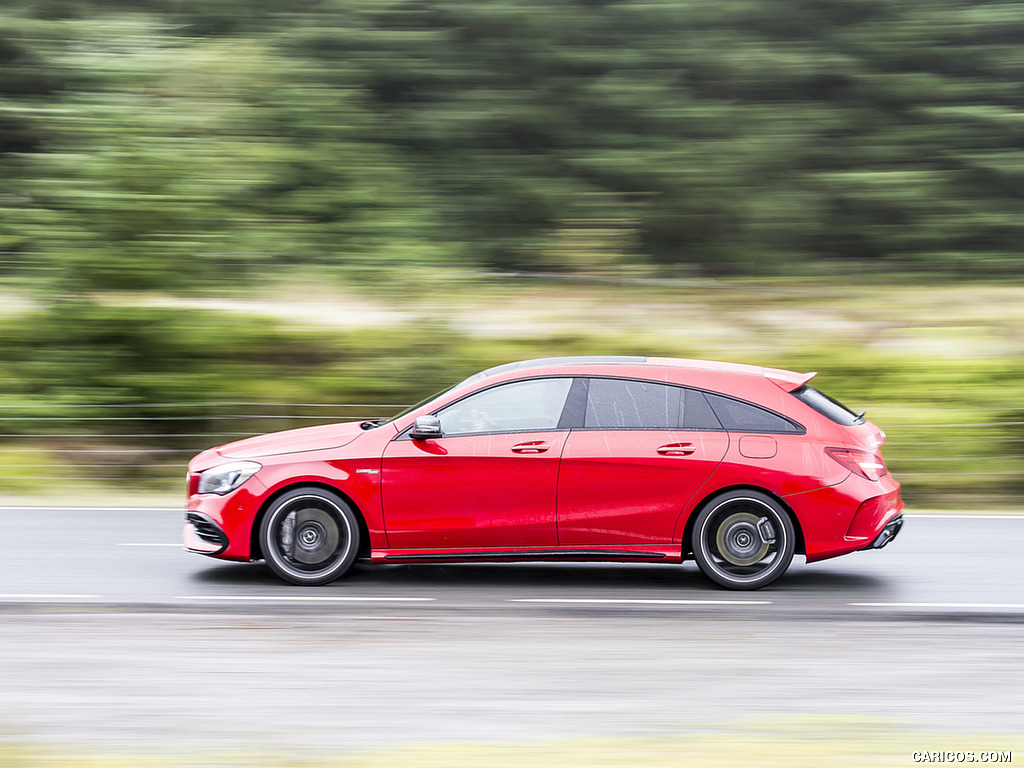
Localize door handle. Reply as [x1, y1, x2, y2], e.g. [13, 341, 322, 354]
[512, 441, 550, 454]
[657, 442, 695, 456]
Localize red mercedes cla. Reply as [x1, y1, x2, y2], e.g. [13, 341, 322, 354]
[184, 356, 903, 590]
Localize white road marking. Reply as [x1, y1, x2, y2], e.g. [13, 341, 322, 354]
[119, 543, 182, 547]
[849, 602, 1024, 610]
[178, 595, 436, 602]
[0, 593, 100, 600]
[904, 514, 1024, 520]
[0, 506, 179, 512]
[509, 598, 772, 605]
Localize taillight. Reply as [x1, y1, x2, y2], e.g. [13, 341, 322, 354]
[825, 447, 887, 481]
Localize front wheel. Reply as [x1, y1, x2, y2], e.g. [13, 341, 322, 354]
[691, 490, 795, 590]
[259, 487, 360, 586]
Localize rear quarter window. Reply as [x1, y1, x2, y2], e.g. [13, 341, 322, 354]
[705, 393, 803, 434]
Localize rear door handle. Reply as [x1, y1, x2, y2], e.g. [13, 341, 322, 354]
[657, 442, 695, 456]
[512, 441, 550, 454]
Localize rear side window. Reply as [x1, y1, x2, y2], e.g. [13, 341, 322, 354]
[705, 393, 803, 434]
[585, 378, 679, 429]
[582, 379, 724, 430]
[791, 385, 863, 426]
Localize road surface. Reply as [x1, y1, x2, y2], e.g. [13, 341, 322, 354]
[1, 507, 1022, 755]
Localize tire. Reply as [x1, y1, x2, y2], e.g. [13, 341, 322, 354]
[691, 490, 795, 590]
[259, 487, 361, 586]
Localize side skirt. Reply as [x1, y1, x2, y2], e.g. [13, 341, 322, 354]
[370, 545, 682, 565]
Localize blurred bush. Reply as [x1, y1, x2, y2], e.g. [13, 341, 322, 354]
[0, 298, 1021, 505]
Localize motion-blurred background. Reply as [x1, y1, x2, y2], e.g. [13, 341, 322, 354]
[1, 0, 1023, 505]
[3, 5, 1024, 768]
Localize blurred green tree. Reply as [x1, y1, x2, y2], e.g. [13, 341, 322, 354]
[3, 0, 1024, 280]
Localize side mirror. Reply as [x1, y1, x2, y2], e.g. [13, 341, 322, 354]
[410, 415, 442, 440]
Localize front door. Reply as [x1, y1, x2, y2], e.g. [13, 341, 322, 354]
[381, 377, 574, 549]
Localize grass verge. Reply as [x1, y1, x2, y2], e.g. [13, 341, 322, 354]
[1, 718, 1019, 767]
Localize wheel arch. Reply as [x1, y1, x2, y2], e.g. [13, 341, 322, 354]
[681, 485, 805, 558]
[250, 481, 372, 562]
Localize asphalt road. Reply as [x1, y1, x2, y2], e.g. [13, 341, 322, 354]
[1, 507, 1023, 614]
[1, 507, 1023, 755]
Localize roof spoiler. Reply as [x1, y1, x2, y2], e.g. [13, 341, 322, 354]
[765, 371, 817, 392]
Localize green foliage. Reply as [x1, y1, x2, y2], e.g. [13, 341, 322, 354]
[2, 0, 1024, 281]
[0, 295, 1021, 504]
[2, 0, 1024, 502]
[0, 299, 644, 419]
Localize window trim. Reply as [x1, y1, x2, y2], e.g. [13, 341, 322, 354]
[567, 375, 805, 435]
[394, 373, 806, 439]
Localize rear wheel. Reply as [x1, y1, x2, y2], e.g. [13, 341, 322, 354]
[692, 490, 795, 590]
[259, 487, 360, 586]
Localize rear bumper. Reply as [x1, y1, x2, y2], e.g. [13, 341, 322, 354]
[787, 474, 903, 563]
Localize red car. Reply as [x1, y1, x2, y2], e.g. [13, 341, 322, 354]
[184, 356, 903, 590]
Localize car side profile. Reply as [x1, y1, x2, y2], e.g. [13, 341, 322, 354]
[184, 356, 904, 590]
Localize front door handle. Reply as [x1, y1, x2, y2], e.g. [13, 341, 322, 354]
[512, 441, 550, 454]
[657, 442, 695, 456]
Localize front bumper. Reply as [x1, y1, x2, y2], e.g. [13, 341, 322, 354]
[183, 476, 267, 561]
[182, 511, 229, 555]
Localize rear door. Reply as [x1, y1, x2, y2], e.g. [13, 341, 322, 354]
[557, 378, 729, 545]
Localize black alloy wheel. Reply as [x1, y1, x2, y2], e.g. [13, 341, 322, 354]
[692, 489, 795, 590]
[259, 487, 360, 586]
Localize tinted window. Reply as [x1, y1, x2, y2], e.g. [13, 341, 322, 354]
[682, 388, 723, 430]
[582, 379, 723, 430]
[705, 393, 802, 433]
[585, 378, 680, 429]
[792, 385, 863, 426]
[437, 378, 573, 436]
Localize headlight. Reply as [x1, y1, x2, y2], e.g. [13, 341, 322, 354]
[197, 460, 262, 495]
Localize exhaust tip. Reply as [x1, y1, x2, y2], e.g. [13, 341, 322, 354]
[870, 515, 904, 549]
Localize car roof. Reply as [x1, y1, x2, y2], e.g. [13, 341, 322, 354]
[464, 356, 816, 392]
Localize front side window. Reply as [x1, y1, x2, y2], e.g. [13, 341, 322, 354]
[436, 378, 573, 436]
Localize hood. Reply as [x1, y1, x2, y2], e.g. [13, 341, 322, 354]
[217, 421, 366, 459]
